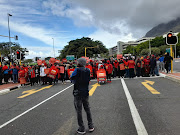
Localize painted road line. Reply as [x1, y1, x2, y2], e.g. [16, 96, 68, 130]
[141, 80, 160, 94]
[89, 83, 101, 96]
[0, 89, 10, 94]
[18, 85, 53, 98]
[0, 84, 74, 129]
[121, 79, 148, 135]
[90, 76, 162, 82]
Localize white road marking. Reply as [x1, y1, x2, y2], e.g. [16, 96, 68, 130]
[0, 89, 10, 94]
[121, 79, 148, 135]
[0, 84, 74, 129]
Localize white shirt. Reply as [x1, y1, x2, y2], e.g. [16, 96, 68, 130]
[40, 66, 46, 77]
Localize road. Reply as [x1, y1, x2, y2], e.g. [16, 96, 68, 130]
[0, 76, 180, 135]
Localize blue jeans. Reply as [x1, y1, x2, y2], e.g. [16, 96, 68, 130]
[125, 69, 129, 78]
[155, 66, 159, 76]
[13, 74, 18, 83]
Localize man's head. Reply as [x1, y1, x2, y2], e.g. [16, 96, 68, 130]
[77, 58, 86, 67]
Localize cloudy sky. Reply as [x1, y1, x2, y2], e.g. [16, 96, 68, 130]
[0, 0, 180, 59]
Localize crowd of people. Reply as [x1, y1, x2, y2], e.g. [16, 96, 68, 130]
[0, 52, 173, 86]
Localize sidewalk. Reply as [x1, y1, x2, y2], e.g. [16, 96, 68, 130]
[0, 83, 21, 94]
[160, 71, 180, 83]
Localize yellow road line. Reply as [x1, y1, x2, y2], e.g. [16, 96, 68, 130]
[89, 83, 100, 96]
[18, 85, 53, 98]
[141, 80, 160, 94]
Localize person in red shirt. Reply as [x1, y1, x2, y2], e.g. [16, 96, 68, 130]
[135, 57, 142, 77]
[18, 66, 26, 86]
[143, 56, 150, 77]
[105, 60, 113, 82]
[128, 57, 135, 78]
[59, 63, 66, 84]
[30, 66, 35, 86]
[113, 60, 119, 77]
[119, 58, 125, 78]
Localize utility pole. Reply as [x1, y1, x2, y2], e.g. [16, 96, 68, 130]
[149, 38, 151, 55]
[8, 13, 12, 65]
[52, 38, 55, 58]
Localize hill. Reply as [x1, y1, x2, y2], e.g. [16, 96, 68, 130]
[145, 18, 180, 37]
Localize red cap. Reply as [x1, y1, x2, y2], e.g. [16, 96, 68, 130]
[100, 65, 104, 68]
[115, 60, 117, 62]
[107, 60, 110, 63]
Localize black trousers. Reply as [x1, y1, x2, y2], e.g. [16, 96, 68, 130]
[4, 74, 9, 83]
[0, 75, 2, 85]
[129, 68, 135, 78]
[41, 76, 46, 84]
[30, 78, 35, 86]
[107, 73, 111, 81]
[74, 96, 93, 130]
[136, 67, 141, 77]
[60, 73, 65, 82]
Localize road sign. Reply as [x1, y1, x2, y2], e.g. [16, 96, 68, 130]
[66, 55, 74, 60]
[166, 48, 170, 54]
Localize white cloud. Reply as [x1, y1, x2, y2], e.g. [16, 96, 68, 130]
[25, 46, 61, 59]
[43, 0, 180, 40]
[89, 29, 136, 48]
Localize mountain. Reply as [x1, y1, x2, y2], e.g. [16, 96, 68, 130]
[145, 18, 180, 37]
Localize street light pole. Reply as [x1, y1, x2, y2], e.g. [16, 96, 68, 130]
[8, 13, 12, 65]
[52, 38, 55, 58]
[149, 39, 151, 55]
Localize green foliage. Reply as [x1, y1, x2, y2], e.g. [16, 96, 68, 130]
[140, 49, 149, 55]
[159, 45, 169, 55]
[123, 45, 136, 55]
[135, 41, 149, 55]
[60, 37, 108, 59]
[0, 42, 28, 60]
[151, 47, 160, 55]
[23, 59, 33, 64]
[150, 36, 165, 47]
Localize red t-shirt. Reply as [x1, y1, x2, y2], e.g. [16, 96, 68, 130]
[114, 62, 119, 69]
[128, 60, 135, 69]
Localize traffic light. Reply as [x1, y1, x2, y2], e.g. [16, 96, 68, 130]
[21, 53, 25, 60]
[16, 51, 21, 59]
[166, 32, 178, 45]
[15, 35, 18, 40]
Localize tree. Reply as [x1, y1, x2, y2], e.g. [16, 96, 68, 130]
[60, 37, 108, 59]
[0, 42, 28, 61]
[159, 45, 169, 55]
[141, 49, 149, 55]
[23, 59, 33, 64]
[123, 45, 136, 55]
[151, 47, 160, 55]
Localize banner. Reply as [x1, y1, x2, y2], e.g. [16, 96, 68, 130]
[117, 54, 123, 59]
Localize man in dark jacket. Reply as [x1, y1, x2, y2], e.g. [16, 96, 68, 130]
[71, 58, 94, 134]
[164, 52, 173, 73]
[150, 55, 157, 76]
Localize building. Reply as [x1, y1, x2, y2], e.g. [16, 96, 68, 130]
[109, 37, 155, 56]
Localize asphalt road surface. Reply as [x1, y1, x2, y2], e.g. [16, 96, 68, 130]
[0, 76, 180, 135]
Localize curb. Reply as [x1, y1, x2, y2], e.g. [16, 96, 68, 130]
[159, 73, 180, 83]
[0, 85, 21, 95]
